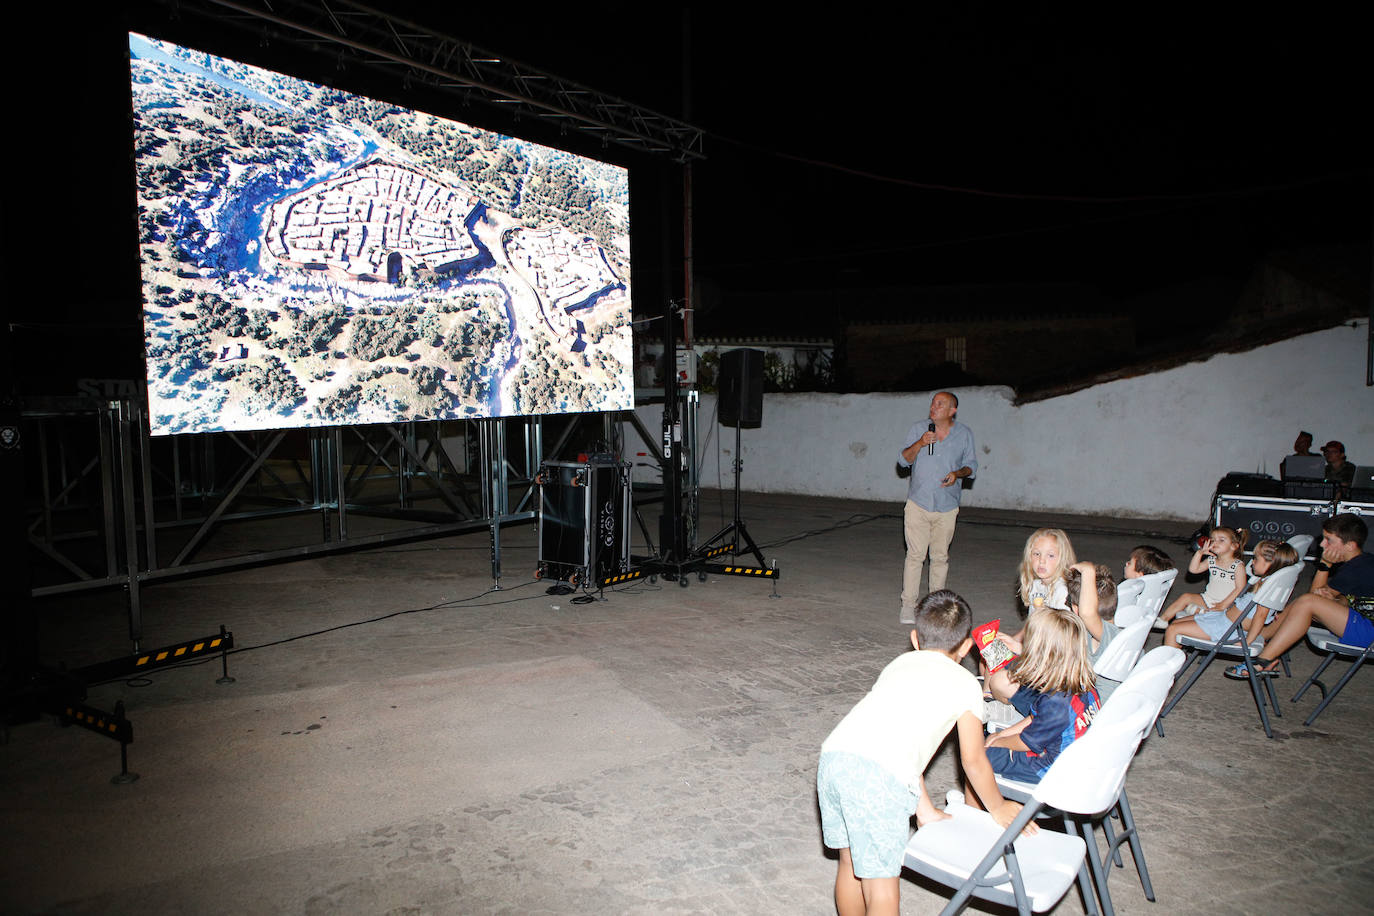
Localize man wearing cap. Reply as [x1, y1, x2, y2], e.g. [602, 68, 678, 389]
[1323, 440, 1355, 498]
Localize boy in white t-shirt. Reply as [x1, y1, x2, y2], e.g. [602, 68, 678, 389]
[817, 590, 1027, 916]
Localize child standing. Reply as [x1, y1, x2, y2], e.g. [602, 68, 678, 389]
[981, 608, 1100, 785]
[1160, 527, 1248, 623]
[818, 590, 1026, 916]
[1163, 539, 1299, 653]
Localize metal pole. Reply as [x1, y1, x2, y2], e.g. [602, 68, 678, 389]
[98, 404, 118, 578]
[38, 420, 53, 550]
[137, 402, 158, 568]
[334, 426, 347, 540]
[117, 401, 143, 648]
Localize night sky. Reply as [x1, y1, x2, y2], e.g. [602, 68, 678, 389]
[5, 6, 1369, 386]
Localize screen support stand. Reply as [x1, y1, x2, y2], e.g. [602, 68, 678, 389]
[634, 302, 779, 592]
[690, 420, 779, 596]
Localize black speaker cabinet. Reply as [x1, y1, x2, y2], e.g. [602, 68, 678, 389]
[1215, 472, 1282, 497]
[537, 459, 631, 587]
[718, 347, 763, 428]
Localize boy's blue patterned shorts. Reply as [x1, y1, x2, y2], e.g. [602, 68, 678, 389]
[817, 751, 919, 878]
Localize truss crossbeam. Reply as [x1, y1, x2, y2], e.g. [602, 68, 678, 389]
[158, 0, 705, 161]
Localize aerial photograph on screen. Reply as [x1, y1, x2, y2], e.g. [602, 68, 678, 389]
[130, 32, 633, 436]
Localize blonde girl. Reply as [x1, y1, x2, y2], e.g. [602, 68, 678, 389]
[980, 529, 1077, 695]
[1017, 528, 1076, 613]
[980, 609, 1099, 785]
[1160, 526, 1249, 623]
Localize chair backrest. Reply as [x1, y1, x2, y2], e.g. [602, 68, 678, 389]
[1251, 561, 1303, 613]
[1116, 577, 1146, 610]
[1114, 602, 1151, 627]
[1092, 616, 1154, 682]
[1287, 534, 1314, 560]
[1124, 645, 1186, 683]
[1107, 665, 1176, 717]
[1136, 568, 1179, 616]
[1035, 691, 1155, 816]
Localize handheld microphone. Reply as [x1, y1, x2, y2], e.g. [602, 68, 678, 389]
[927, 421, 936, 455]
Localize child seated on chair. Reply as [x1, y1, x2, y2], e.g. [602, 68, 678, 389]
[1159, 527, 1248, 623]
[981, 529, 1077, 691]
[976, 608, 1100, 788]
[818, 590, 1027, 916]
[1068, 562, 1123, 701]
[1224, 514, 1374, 679]
[987, 564, 1120, 701]
[1162, 539, 1299, 653]
[1018, 528, 1075, 613]
[1124, 544, 1174, 580]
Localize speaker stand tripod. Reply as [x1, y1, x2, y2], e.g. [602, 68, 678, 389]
[692, 420, 779, 595]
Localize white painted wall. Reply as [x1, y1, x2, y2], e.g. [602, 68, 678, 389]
[633, 320, 1373, 520]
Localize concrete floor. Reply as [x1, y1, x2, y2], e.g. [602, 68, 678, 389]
[3, 491, 1372, 915]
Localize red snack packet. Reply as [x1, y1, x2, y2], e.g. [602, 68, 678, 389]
[972, 619, 1017, 674]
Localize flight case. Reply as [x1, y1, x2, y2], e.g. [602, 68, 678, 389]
[536, 458, 631, 588]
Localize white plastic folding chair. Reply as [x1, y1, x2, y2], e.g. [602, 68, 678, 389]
[1156, 562, 1303, 738]
[993, 670, 1175, 916]
[904, 692, 1158, 915]
[1121, 645, 1187, 708]
[1111, 602, 1150, 628]
[1290, 626, 1374, 725]
[1082, 647, 1184, 906]
[1090, 616, 1154, 694]
[1121, 645, 1186, 692]
[1287, 533, 1314, 560]
[1139, 568, 1179, 630]
[1115, 577, 1145, 613]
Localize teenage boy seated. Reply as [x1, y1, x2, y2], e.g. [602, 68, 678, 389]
[1227, 513, 1374, 678]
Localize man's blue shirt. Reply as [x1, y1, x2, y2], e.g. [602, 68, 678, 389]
[897, 420, 978, 513]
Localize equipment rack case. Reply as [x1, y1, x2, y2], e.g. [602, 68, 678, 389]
[1213, 492, 1332, 557]
[536, 458, 631, 588]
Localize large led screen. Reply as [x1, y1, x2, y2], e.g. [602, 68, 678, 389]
[130, 33, 633, 436]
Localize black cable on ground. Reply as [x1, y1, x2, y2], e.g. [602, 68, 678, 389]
[756, 513, 898, 550]
[96, 579, 549, 688]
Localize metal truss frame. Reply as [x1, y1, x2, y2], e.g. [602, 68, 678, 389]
[149, 0, 705, 162]
[24, 398, 543, 649]
[23, 394, 702, 648]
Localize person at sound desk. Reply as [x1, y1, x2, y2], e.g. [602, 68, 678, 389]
[1321, 440, 1355, 498]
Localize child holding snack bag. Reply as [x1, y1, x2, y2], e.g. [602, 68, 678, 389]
[973, 609, 1100, 786]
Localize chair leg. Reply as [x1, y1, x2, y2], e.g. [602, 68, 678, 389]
[1243, 656, 1274, 738]
[1158, 646, 1219, 724]
[1262, 669, 1282, 719]
[1071, 815, 1112, 916]
[1003, 843, 1032, 916]
[1100, 812, 1124, 868]
[1077, 859, 1103, 916]
[1116, 790, 1156, 902]
[1292, 652, 1336, 703]
[1302, 650, 1373, 726]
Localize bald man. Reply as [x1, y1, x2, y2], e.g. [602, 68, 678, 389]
[897, 392, 977, 624]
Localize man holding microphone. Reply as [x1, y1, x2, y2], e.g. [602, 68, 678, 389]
[897, 392, 977, 624]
